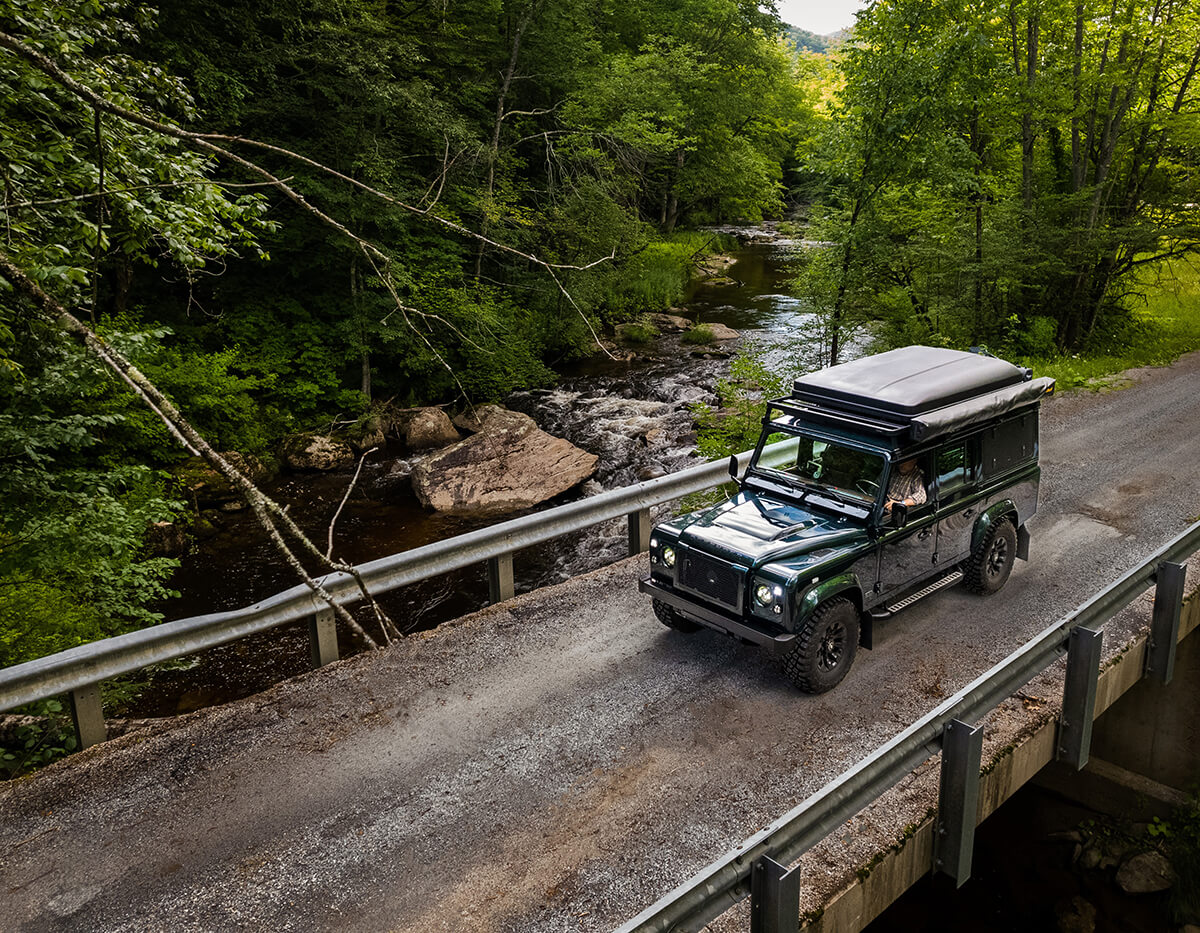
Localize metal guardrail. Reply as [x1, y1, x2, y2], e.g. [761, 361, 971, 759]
[615, 518, 1200, 933]
[0, 441, 794, 745]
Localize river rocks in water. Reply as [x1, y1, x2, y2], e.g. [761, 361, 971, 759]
[411, 411, 598, 514]
[1115, 851, 1175, 894]
[705, 322, 739, 340]
[405, 407, 461, 450]
[282, 434, 355, 471]
[348, 414, 387, 451]
[193, 510, 224, 539]
[697, 254, 736, 277]
[647, 313, 693, 332]
[588, 339, 635, 361]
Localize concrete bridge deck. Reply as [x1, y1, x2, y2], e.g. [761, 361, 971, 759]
[2, 352, 1200, 932]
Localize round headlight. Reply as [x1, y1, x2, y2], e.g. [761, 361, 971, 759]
[755, 584, 774, 606]
[662, 546, 676, 568]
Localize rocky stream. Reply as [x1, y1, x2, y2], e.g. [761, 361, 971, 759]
[121, 224, 816, 718]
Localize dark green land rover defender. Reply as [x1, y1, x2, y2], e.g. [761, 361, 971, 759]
[640, 346, 1055, 693]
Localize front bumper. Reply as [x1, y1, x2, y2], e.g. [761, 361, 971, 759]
[639, 578, 797, 657]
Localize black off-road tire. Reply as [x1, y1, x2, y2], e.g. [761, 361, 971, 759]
[653, 598, 701, 633]
[965, 517, 1017, 595]
[782, 597, 860, 694]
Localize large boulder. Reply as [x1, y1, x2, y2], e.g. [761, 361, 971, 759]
[452, 404, 529, 435]
[405, 407, 460, 450]
[705, 322, 740, 340]
[411, 411, 597, 514]
[648, 312, 693, 333]
[1115, 851, 1175, 894]
[347, 413, 387, 452]
[282, 434, 355, 471]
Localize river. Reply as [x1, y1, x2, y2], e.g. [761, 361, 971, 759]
[121, 226, 818, 717]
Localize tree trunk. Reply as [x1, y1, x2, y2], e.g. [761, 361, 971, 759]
[475, 4, 537, 277]
[663, 150, 684, 233]
[1021, 5, 1039, 212]
[1070, 1, 1085, 190]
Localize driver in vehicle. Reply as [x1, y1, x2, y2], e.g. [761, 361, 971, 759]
[884, 458, 926, 512]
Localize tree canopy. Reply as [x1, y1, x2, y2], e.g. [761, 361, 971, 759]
[797, 0, 1200, 361]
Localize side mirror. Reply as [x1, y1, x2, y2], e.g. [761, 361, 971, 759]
[888, 503, 909, 529]
[728, 455, 740, 481]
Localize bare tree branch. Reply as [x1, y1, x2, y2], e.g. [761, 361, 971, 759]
[0, 249, 401, 648]
[327, 447, 376, 561]
[0, 29, 615, 358]
[2, 178, 295, 211]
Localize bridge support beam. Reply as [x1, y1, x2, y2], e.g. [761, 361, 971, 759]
[1057, 625, 1103, 770]
[309, 608, 339, 668]
[1146, 561, 1186, 684]
[628, 508, 652, 556]
[933, 718, 983, 888]
[488, 553, 515, 603]
[751, 855, 800, 933]
[69, 682, 106, 749]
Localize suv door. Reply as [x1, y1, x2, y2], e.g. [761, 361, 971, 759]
[875, 453, 936, 598]
[933, 439, 978, 566]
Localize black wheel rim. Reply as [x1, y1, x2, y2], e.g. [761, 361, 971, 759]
[987, 536, 1008, 578]
[817, 620, 846, 671]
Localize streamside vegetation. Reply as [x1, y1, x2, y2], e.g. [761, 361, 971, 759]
[0, 0, 814, 673]
[793, 0, 1200, 367]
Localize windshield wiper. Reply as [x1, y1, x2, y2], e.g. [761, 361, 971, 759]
[808, 484, 869, 510]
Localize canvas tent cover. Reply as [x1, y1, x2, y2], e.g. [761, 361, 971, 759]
[789, 346, 1054, 442]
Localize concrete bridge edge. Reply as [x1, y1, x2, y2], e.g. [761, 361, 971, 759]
[801, 573, 1200, 933]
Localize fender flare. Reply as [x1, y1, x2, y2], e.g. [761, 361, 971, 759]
[971, 499, 1020, 553]
[795, 572, 869, 648]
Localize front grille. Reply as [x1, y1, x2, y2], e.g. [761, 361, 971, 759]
[680, 551, 741, 609]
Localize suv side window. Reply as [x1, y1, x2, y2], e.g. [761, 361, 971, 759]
[936, 444, 968, 504]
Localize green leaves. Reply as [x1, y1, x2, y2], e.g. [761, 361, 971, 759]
[799, 0, 1200, 359]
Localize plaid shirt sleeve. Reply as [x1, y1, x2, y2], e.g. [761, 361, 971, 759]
[887, 469, 927, 505]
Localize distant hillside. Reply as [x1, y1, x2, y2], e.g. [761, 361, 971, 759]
[783, 24, 851, 54]
[784, 25, 830, 53]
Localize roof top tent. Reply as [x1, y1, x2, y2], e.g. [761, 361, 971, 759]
[781, 346, 1055, 443]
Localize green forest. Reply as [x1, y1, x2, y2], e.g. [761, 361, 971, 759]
[1, 0, 1198, 674]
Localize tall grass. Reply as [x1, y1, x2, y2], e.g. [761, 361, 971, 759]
[1018, 257, 1200, 387]
[606, 232, 735, 317]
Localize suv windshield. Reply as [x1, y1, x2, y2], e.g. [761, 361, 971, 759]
[751, 429, 885, 505]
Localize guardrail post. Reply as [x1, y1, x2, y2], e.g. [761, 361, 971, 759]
[1057, 625, 1103, 770]
[628, 507, 652, 556]
[68, 682, 107, 749]
[309, 608, 339, 668]
[750, 855, 800, 933]
[488, 553, 515, 603]
[934, 718, 983, 887]
[1146, 561, 1186, 684]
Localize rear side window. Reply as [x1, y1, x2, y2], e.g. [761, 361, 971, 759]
[936, 444, 967, 500]
[981, 412, 1038, 479]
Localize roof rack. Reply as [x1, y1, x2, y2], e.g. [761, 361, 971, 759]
[766, 397, 910, 438]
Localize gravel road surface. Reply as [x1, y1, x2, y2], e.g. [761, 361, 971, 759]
[2, 353, 1199, 933]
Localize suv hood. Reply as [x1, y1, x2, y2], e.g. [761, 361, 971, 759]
[677, 491, 868, 567]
